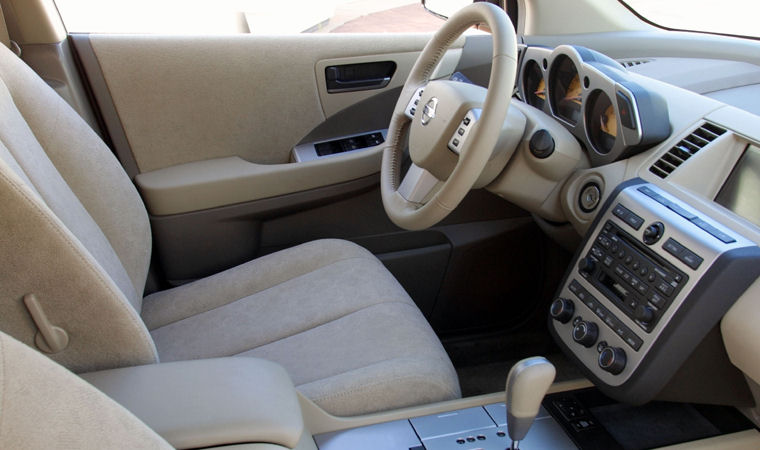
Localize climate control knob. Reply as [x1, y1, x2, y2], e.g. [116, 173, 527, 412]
[599, 346, 627, 375]
[550, 298, 575, 323]
[572, 320, 598, 348]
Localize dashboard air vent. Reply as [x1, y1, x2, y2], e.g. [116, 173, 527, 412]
[619, 59, 652, 68]
[649, 123, 727, 179]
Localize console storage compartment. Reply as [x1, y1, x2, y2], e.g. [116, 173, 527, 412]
[81, 357, 304, 449]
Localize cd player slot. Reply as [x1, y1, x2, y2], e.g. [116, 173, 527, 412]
[581, 220, 688, 333]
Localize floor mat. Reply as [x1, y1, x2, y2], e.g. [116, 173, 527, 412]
[456, 352, 585, 396]
[590, 402, 719, 450]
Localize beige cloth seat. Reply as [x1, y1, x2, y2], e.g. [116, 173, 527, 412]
[0, 44, 459, 416]
[144, 239, 460, 416]
[0, 330, 172, 449]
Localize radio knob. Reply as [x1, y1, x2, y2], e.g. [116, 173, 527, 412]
[643, 222, 664, 245]
[578, 257, 596, 275]
[599, 346, 627, 375]
[550, 298, 575, 323]
[572, 320, 598, 348]
[634, 304, 655, 324]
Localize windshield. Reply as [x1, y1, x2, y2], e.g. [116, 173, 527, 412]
[621, 0, 760, 39]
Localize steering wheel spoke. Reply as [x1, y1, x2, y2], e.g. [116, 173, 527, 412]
[398, 164, 442, 205]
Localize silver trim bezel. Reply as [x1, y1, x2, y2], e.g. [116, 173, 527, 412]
[518, 45, 645, 166]
[291, 129, 387, 163]
[552, 182, 755, 386]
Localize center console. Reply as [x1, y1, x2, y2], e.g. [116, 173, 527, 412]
[316, 403, 574, 450]
[550, 179, 760, 404]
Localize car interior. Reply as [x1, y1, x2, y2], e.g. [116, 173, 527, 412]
[1, 0, 760, 448]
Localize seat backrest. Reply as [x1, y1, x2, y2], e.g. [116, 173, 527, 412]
[0, 44, 157, 371]
[0, 330, 172, 449]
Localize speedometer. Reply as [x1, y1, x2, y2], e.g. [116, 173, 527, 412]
[549, 55, 582, 125]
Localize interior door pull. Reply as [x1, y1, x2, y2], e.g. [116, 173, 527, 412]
[325, 61, 396, 93]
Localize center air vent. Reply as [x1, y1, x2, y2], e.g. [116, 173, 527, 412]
[649, 123, 727, 179]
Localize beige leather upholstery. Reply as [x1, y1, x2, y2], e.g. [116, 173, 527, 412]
[0, 331, 172, 449]
[0, 43, 459, 415]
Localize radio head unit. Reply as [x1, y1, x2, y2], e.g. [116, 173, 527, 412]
[550, 180, 760, 405]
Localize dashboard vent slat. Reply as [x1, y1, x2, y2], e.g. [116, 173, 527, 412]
[618, 58, 652, 68]
[648, 123, 727, 179]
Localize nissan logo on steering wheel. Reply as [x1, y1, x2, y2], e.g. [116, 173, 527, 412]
[421, 97, 438, 126]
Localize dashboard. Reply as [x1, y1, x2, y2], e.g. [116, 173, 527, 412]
[505, 43, 760, 408]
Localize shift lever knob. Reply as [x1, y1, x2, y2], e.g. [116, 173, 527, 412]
[506, 357, 556, 449]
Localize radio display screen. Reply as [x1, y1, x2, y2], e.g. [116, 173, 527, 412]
[716, 144, 760, 228]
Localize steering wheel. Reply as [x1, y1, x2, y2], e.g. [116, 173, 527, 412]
[381, 2, 518, 230]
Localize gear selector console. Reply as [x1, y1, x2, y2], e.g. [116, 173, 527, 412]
[550, 179, 760, 404]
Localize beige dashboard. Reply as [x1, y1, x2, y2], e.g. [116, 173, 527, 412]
[488, 45, 760, 408]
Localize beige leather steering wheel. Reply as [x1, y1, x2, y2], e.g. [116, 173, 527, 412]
[381, 2, 518, 230]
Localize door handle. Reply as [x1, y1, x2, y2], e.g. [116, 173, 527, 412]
[325, 61, 397, 93]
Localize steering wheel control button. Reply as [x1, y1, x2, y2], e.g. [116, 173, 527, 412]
[579, 182, 601, 213]
[404, 86, 426, 119]
[599, 346, 627, 374]
[550, 298, 575, 323]
[447, 109, 482, 155]
[529, 129, 555, 159]
[572, 320, 598, 347]
[642, 222, 665, 245]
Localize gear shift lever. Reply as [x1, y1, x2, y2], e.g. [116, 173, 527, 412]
[505, 357, 556, 450]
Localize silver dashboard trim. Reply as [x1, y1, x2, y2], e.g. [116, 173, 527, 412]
[552, 182, 755, 386]
[291, 129, 387, 163]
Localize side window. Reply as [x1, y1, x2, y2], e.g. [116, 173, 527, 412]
[53, 0, 446, 34]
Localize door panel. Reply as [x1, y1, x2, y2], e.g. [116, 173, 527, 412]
[80, 33, 464, 217]
[85, 33, 463, 174]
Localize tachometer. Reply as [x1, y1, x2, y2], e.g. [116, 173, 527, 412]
[523, 59, 546, 109]
[549, 55, 582, 125]
[586, 90, 616, 154]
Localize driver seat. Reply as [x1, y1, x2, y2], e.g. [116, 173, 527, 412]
[0, 44, 459, 416]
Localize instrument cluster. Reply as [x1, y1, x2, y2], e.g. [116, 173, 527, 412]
[519, 45, 671, 166]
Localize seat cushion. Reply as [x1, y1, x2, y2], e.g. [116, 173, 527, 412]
[142, 239, 460, 416]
